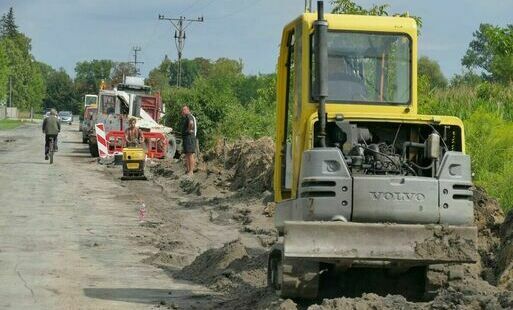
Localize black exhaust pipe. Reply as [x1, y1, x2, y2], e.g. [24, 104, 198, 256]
[314, 1, 328, 147]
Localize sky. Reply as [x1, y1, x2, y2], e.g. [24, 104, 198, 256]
[1, 0, 513, 79]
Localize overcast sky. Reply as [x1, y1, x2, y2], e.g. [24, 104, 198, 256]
[1, 0, 512, 79]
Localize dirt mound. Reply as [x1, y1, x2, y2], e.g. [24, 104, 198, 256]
[227, 137, 274, 193]
[179, 178, 201, 195]
[142, 251, 189, 268]
[497, 210, 513, 289]
[307, 293, 424, 310]
[271, 280, 513, 310]
[206, 137, 274, 193]
[472, 187, 505, 283]
[175, 239, 276, 309]
[147, 159, 176, 178]
[176, 239, 249, 288]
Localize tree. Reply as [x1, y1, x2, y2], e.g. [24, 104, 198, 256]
[462, 24, 513, 82]
[1, 34, 44, 111]
[0, 7, 19, 39]
[74, 59, 114, 97]
[169, 57, 212, 88]
[0, 39, 10, 103]
[0, 8, 45, 111]
[147, 56, 173, 92]
[450, 71, 483, 87]
[418, 56, 447, 89]
[110, 62, 137, 85]
[44, 68, 78, 113]
[330, 0, 422, 29]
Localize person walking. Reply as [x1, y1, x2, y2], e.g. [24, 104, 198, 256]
[42, 108, 61, 160]
[181, 106, 197, 176]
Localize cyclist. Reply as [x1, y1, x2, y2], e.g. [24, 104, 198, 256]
[42, 108, 61, 160]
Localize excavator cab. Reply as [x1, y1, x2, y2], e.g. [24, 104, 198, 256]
[269, 1, 477, 300]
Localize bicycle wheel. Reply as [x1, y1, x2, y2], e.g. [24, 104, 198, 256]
[49, 139, 54, 164]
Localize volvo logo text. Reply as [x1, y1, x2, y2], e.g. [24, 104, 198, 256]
[370, 192, 426, 202]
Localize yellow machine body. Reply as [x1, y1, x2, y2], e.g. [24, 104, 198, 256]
[273, 13, 467, 201]
[122, 147, 146, 180]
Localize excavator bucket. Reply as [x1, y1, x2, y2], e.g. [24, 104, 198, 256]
[283, 221, 478, 264]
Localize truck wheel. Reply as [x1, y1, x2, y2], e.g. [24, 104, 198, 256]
[89, 141, 99, 157]
[267, 245, 319, 299]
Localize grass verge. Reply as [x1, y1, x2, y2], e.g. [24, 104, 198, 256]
[0, 119, 23, 130]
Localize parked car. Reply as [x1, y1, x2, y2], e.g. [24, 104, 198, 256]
[58, 111, 73, 125]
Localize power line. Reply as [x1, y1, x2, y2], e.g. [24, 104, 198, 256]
[207, 0, 265, 21]
[177, 0, 203, 16]
[158, 15, 204, 87]
[131, 46, 144, 75]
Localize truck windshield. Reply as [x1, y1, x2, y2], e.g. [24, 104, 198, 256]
[313, 31, 411, 104]
[85, 96, 97, 106]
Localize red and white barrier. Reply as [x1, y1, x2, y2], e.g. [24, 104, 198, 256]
[95, 123, 109, 158]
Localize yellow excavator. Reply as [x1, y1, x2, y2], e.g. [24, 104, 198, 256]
[268, 1, 477, 299]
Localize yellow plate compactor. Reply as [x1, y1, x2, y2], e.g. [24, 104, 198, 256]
[121, 148, 147, 180]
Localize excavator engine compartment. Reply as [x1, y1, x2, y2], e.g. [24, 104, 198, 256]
[316, 120, 462, 177]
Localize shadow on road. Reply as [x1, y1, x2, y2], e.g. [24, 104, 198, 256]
[61, 154, 91, 158]
[71, 148, 90, 154]
[61, 141, 83, 144]
[0, 161, 50, 165]
[83, 288, 213, 305]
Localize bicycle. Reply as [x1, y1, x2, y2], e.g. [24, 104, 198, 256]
[48, 137, 56, 164]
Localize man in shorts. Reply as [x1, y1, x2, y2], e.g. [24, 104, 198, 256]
[181, 106, 197, 176]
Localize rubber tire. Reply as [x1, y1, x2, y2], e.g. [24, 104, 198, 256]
[89, 140, 99, 157]
[49, 140, 54, 164]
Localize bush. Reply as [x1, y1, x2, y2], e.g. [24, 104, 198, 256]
[158, 58, 276, 148]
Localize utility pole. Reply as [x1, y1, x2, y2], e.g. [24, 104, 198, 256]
[131, 46, 144, 76]
[158, 15, 204, 87]
[8, 76, 12, 108]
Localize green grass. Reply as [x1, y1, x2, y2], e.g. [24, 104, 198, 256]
[0, 119, 23, 130]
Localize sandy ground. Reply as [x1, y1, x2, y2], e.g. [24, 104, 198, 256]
[0, 123, 222, 309]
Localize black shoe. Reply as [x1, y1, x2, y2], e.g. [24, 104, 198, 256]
[45, 155, 49, 160]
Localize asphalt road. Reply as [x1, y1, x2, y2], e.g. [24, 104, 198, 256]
[0, 123, 208, 309]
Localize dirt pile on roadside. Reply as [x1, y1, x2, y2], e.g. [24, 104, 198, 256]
[472, 187, 505, 282]
[176, 239, 249, 288]
[272, 279, 513, 310]
[175, 239, 276, 309]
[497, 210, 513, 289]
[306, 293, 424, 310]
[149, 160, 176, 178]
[205, 137, 274, 193]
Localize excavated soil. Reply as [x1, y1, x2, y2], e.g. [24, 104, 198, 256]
[497, 210, 513, 290]
[134, 138, 513, 309]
